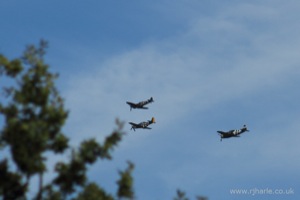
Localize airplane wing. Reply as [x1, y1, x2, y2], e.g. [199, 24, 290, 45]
[129, 122, 138, 126]
[233, 135, 240, 137]
[143, 127, 152, 129]
[139, 106, 148, 109]
[126, 102, 136, 107]
[217, 131, 226, 134]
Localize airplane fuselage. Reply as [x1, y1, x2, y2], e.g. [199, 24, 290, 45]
[217, 126, 249, 141]
[129, 121, 151, 131]
[129, 117, 155, 131]
[126, 97, 154, 111]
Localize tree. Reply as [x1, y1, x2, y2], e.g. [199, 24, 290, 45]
[0, 41, 130, 200]
[0, 41, 207, 200]
[1, 40, 70, 199]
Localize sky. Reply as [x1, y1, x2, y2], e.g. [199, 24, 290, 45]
[1, 0, 300, 199]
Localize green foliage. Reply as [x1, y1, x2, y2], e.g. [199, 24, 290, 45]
[53, 159, 87, 195]
[196, 196, 208, 200]
[1, 40, 68, 177]
[174, 190, 208, 200]
[0, 55, 23, 77]
[74, 183, 114, 200]
[0, 159, 26, 199]
[79, 139, 102, 164]
[41, 185, 64, 200]
[116, 161, 135, 199]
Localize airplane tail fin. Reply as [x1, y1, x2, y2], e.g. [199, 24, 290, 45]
[149, 97, 154, 103]
[151, 117, 155, 123]
[242, 125, 249, 132]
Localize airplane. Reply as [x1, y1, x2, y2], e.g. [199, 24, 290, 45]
[129, 117, 156, 131]
[217, 125, 249, 141]
[126, 97, 154, 111]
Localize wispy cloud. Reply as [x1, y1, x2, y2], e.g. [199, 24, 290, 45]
[60, 1, 300, 199]
[64, 13, 300, 140]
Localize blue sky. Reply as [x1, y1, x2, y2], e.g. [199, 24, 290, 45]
[1, 0, 300, 199]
